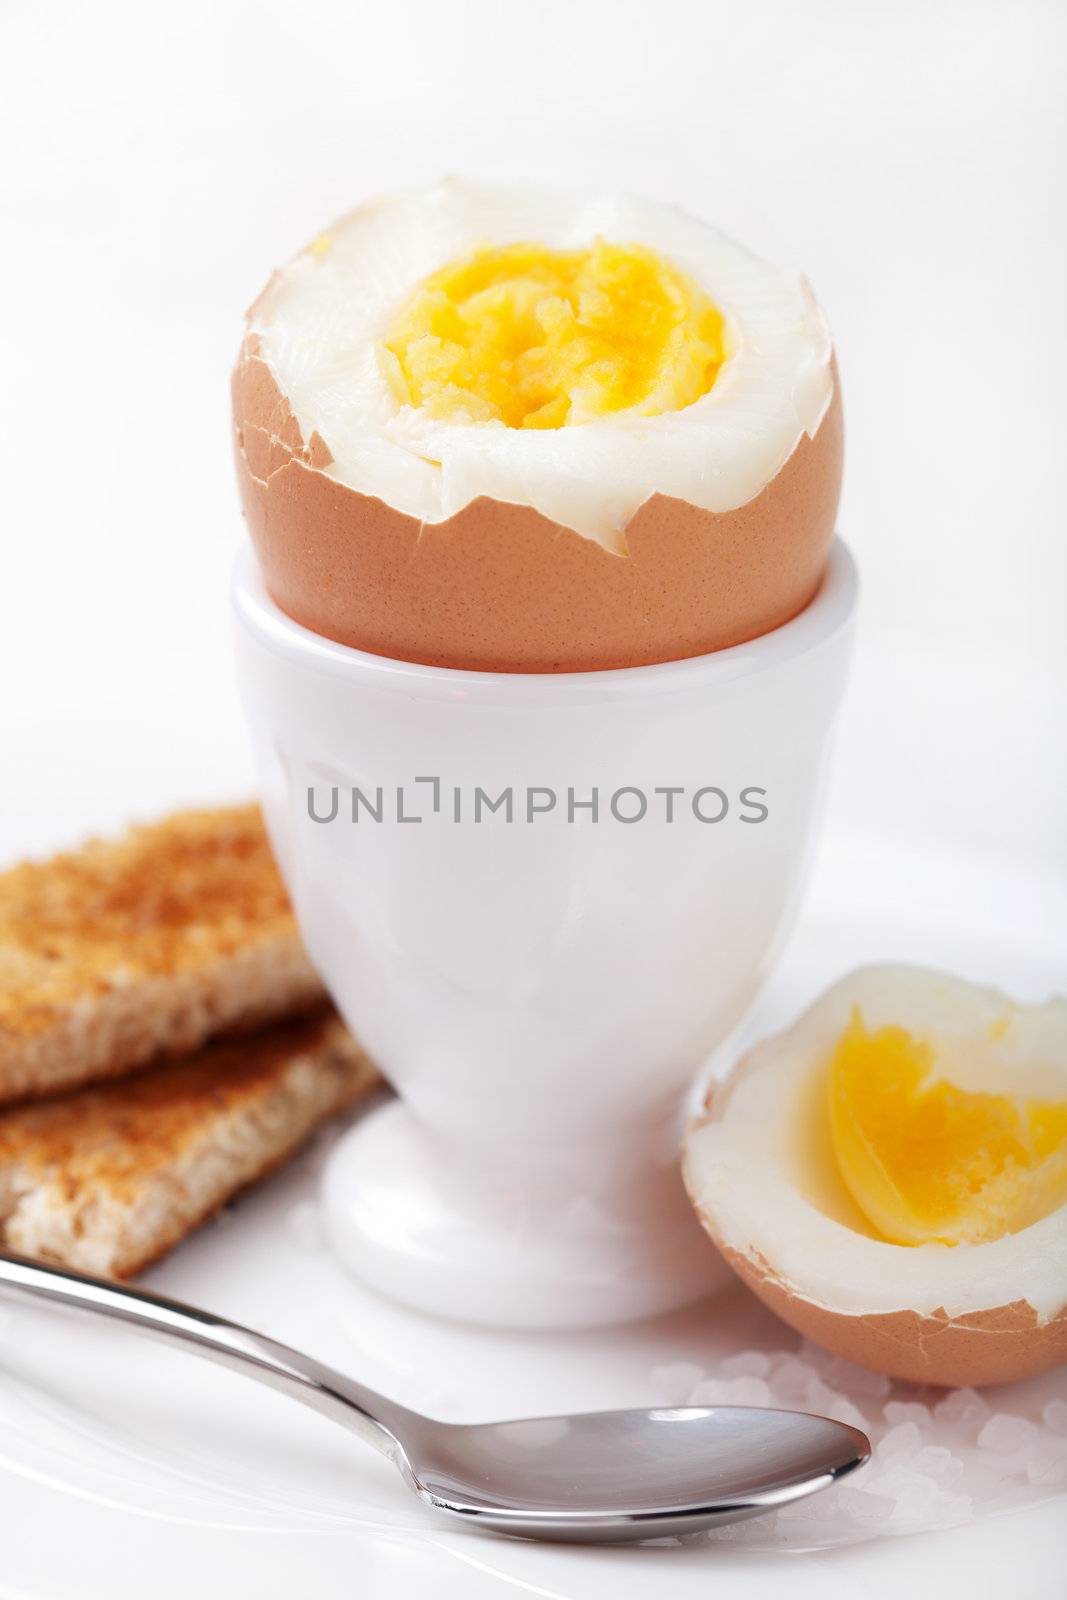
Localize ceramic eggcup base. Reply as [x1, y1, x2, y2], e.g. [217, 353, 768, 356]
[233, 542, 858, 1328]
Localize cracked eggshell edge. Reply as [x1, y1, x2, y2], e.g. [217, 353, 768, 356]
[231, 334, 843, 674]
[682, 969, 1067, 1389]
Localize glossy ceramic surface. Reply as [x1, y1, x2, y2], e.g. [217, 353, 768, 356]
[1, 832, 1063, 1597]
[233, 543, 857, 1325]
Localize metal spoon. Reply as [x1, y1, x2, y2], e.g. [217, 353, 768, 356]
[0, 1251, 869, 1543]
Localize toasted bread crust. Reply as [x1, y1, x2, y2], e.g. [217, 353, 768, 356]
[0, 1011, 378, 1277]
[0, 805, 325, 1103]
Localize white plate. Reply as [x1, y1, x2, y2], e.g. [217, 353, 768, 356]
[1, 830, 1064, 1599]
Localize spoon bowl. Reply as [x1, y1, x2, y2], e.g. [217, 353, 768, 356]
[406, 1404, 869, 1541]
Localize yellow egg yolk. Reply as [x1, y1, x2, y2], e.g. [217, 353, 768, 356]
[828, 1010, 1067, 1246]
[380, 240, 728, 429]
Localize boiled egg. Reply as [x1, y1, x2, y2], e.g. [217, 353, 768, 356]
[684, 965, 1067, 1387]
[232, 179, 841, 671]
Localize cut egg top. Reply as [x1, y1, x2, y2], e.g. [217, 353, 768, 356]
[246, 179, 834, 550]
[684, 965, 1067, 1386]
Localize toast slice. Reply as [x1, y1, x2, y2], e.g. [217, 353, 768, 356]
[0, 1011, 378, 1277]
[0, 804, 325, 1105]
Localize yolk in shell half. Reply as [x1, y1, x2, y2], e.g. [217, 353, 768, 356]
[828, 1010, 1067, 1246]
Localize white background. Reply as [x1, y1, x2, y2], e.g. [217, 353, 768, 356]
[0, 8, 1064, 1594]
[1, 0, 1064, 872]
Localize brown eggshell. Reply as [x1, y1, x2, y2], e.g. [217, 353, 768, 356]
[712, 1240, 1067, 1390]
[231, 334, 843, 672]
[684, 1056, 1067, 1388]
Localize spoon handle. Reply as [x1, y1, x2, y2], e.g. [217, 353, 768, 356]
[0, 1249, 413, 1459]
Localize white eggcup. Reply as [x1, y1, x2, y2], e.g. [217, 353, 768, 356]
[232, 540, 858, 1328]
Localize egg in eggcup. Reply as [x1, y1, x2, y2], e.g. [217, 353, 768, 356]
[232, 180, 856, 1326]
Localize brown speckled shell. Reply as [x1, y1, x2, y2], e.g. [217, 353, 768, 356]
[231, 334, 843, 672]
[683, 1066, 1067, 1389]
[713, 1242, 1067, 1389]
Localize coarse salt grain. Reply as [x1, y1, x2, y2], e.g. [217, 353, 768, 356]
[648, 1350, 1063, 1550]
[911, 1444, 964, 1485]
[880, 1421, 925, 1458]
[883, 1400, 932, 1429]
[720, 1350, 772, 1379]
[933, 1387, 991, 1431]
[1042, 1398, 1067, 1435]
[688, 1375, 771, 1408]
[648, 1362, 705, 1406]
[767, 1357, 822, 1407]
[1026, 1446, 1067, 1488]
[977, 1413, 1040, 1455]
[817, 1355, 892, 1400]
[835, 1484, 897, 1529]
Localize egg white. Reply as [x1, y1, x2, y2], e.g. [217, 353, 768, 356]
[684, 965, 1067, 1323]
[249, 179, 834, 550]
